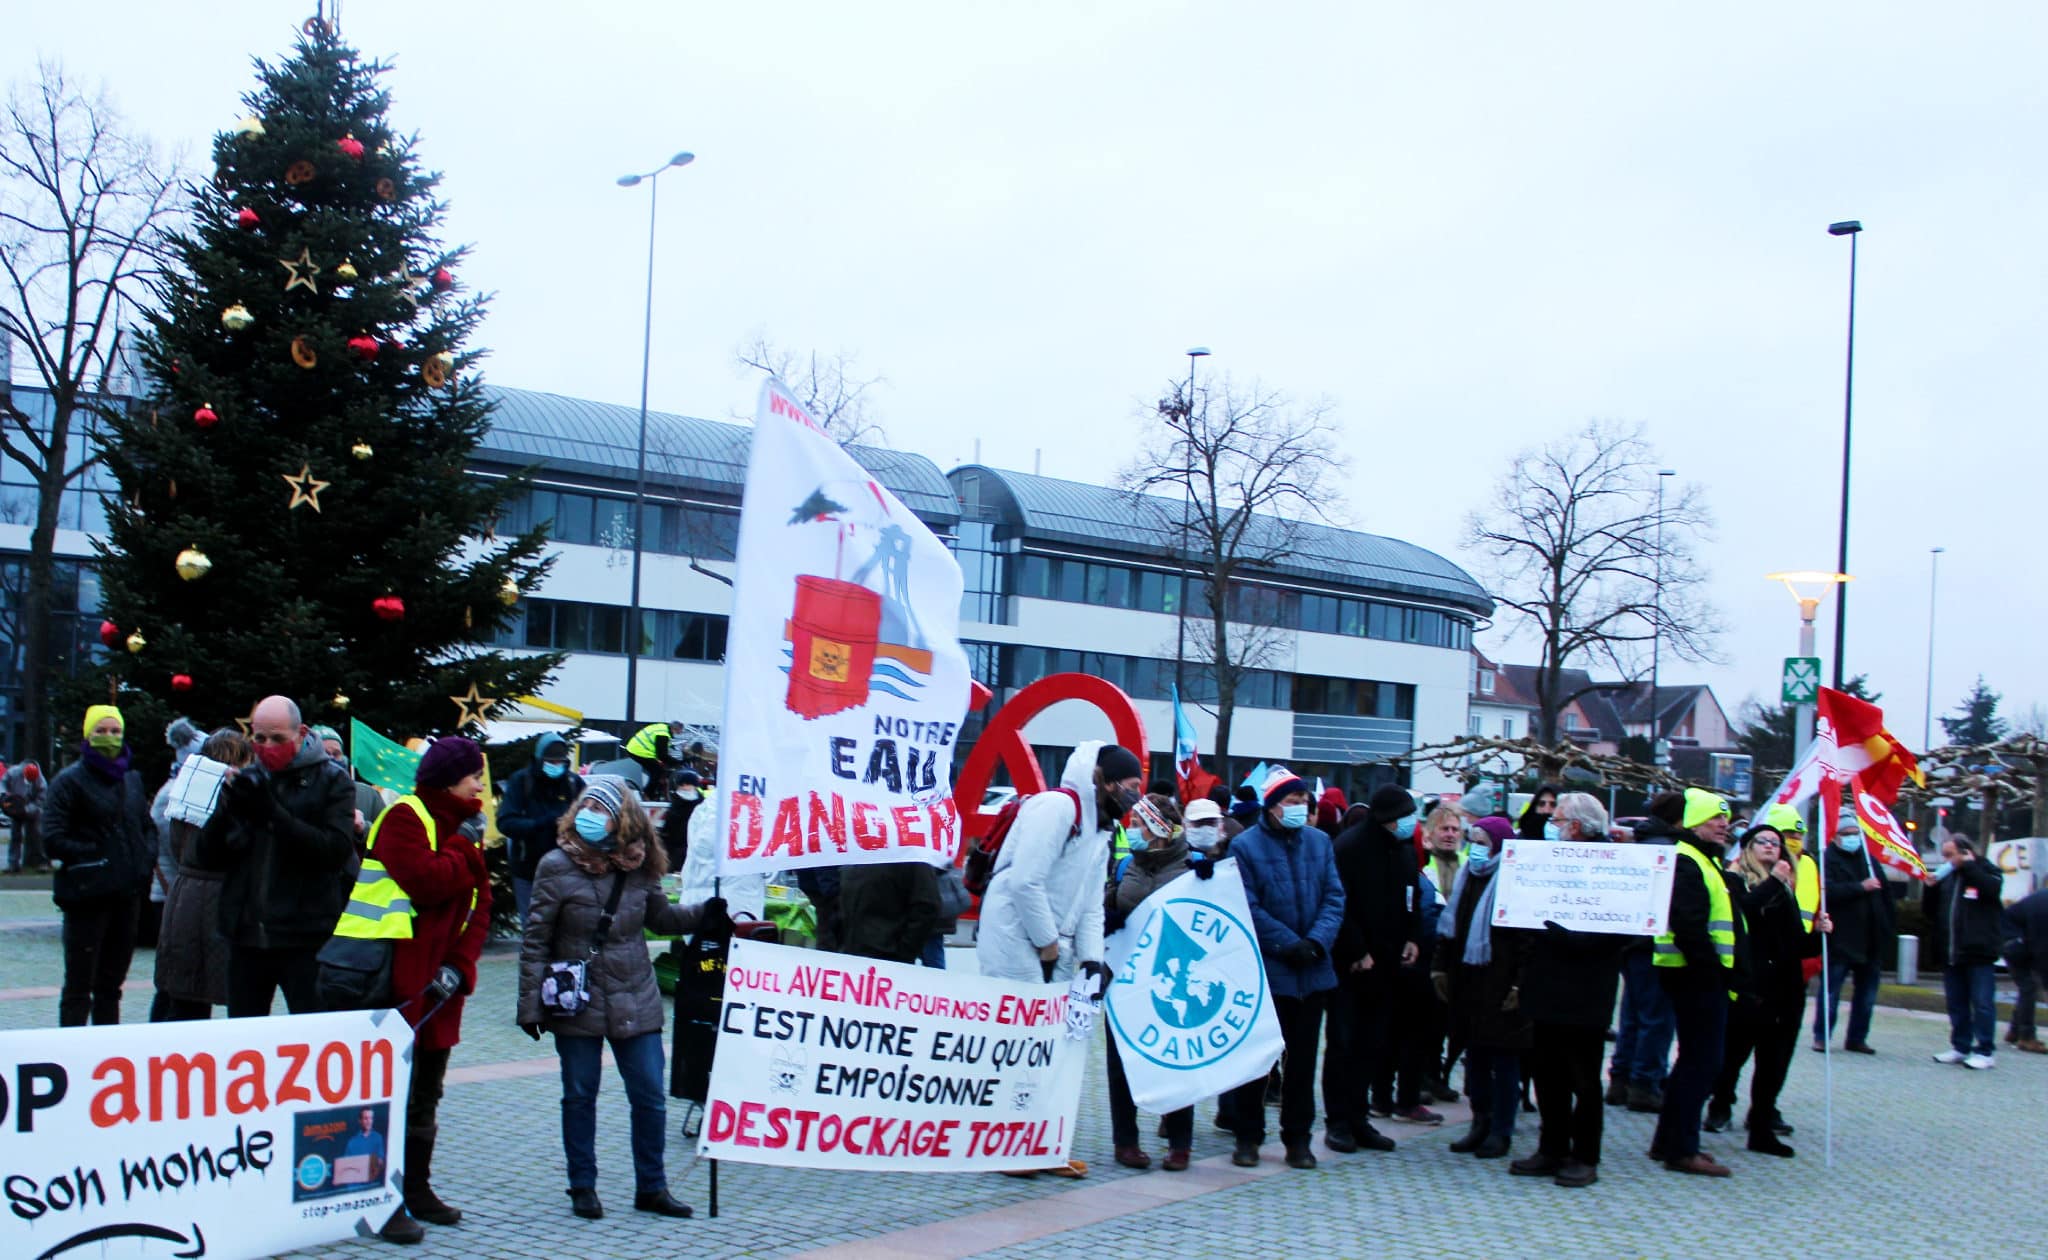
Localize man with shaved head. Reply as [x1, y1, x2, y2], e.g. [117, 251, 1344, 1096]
[199, 695, 358, 1015]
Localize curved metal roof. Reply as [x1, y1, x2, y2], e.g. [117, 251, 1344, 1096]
[951, 465, 1493, 615]
[475, 385, 959, 523]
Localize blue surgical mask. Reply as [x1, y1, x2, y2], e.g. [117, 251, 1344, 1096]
[1467, 848, 1500, 876]
[1392, 815, 1418, 841]
[1835, 834, 1864, 852]
[1930, 860, 1953, 882]
[1543, 820, 1561, 841]
[541, 760, 567, 779]
[676, 787, 701, 802]
[1278, 804, 1309, 830]
[573, 810, 614, 847]
[1126, 830, 1150, 853]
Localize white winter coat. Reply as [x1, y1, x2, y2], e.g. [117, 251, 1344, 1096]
[975, 742, 1110, 983]
[681, 793, 768, 924]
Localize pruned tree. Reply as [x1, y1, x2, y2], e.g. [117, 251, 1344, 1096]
[1465, 420, 1719, 744]
[0, 63, 179, 759]
[733, 332, 884, 445]
[1124, 375, 1345, 760]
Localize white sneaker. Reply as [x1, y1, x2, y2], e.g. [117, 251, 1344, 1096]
[1964, 1053, 1996, 1070]
[1932, 1050, 1967, 1064]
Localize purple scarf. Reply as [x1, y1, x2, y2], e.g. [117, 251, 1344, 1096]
[81, 743, 131, 781]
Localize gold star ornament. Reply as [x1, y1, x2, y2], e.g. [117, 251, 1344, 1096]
[283, 463, 331, 512]
[449, 681, 495, 727]
[280, 247, 322, 295]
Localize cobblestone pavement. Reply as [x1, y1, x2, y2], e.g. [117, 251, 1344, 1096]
[3, 890, 2043, 1259]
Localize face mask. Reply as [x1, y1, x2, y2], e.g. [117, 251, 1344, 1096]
[1467, 848, 1500, 875]
[1108, 785, 1142, 814]
[676, 787, 701, 801]
[1278, 803, 1309, 830]
[1931, 860, 1953, 881]
[573, 810, 614, 847]
[1543, 820, 1561, 841]
[1834, 833, 1863, 852]
[88, 733, 124, 754]
[1186, 823, 1219, 852]
[1125, 831, 1150, 853]
[256, 739, 297, 772]
[540, 760, 567, 779]
[1392, 815, 1418, 841]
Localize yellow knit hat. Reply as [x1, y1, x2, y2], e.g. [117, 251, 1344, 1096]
[1681, 787, 1730, 830]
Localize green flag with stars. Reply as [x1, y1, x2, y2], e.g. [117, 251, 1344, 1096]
[351, 718, 421, 794]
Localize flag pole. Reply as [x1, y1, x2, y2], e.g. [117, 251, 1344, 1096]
[1818, 786, 1836, 1170]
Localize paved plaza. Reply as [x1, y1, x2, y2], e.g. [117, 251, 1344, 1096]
[2, 889, 2041, 1259]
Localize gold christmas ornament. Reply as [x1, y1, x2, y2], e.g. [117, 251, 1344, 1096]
[351, 439, 374, 461]
[420, 352, 452, 389]
[335, 259, 359, 284]
[126, 628, 147, 654]
[331, 691, 351, 711]
[448, 681, 495, 728]
[282, 463, 331, 512]
[235, 115, 266, 139]
[221, 303, 254, 332]
[498, 576, 520, 606]
[175, 545, 213, 581]
[279, 247, 321, 295]
[290, 336, 318, 368]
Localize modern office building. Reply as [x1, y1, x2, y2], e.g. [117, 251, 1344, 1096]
[2, 381, 1494, 794]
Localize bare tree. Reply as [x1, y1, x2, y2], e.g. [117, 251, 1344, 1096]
[1464, 419, 1719, 744]
[733, 333, 885, 445]
[0, 64, 178, 758]
[1124, 375, 1346, 761]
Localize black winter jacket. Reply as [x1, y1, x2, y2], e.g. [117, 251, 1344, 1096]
[198, 736, 358, 949]
[2002, 888, 2048, 967]
[1822, 841, 1894, 967]
[838, 861, 943, 963]
[1331, 820, 1423, 970]
[1931, 859, 2006, 967]
[1519, 921, 1628, 1029]
[43, 754, 152, 908]
[1731, 871, 1821, 1007]
[497, 752, 583, 883]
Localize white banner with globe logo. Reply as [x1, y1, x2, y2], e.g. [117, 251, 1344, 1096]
[1102, 860, 1284, 1113]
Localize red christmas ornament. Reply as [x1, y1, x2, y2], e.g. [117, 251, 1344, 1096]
[99, 620, 121, 648]
[236, 207, 260, 230]
[337, 134, 365, 160]
[193, 403, 220, 429]
[171, 673, 194, 693]
[431, 267, 454, 292]
[372, 594, 406, 622]
[347, 334, 380, 362]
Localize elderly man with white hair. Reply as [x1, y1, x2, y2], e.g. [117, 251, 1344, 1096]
[1508, 791, 1632, 1188]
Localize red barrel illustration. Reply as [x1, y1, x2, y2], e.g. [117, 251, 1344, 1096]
[785, 575, 882, 720]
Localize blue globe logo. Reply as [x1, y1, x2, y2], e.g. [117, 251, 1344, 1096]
[1147, 908, 1228, 1030]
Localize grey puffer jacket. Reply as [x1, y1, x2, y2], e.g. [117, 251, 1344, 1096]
[517, 847, 704, 1039]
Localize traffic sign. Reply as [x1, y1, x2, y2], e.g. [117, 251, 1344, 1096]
[1782, 656, 1822, 704]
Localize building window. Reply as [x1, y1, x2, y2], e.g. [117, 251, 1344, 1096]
[953, 521, 1009, 626]
[1479, 668, 1495, 695]
[1501, 718, 1513, 738]
[495, 598, 727, 662]
[1469, 714, 1483, 735]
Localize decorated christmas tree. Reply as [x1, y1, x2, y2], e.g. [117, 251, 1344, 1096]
[91, 23, 557, 744]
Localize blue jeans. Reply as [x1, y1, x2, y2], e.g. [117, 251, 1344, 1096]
[557, 1031, 668, 1193]
[1814, 956, 1879, 1047]
[1943, 964, 1996, 1055]
[919, 933, 946, 968]
[1463, 1046, 1521, 1139]
[1611, 950, 1674, 1088]
[513, 876, 534, 928]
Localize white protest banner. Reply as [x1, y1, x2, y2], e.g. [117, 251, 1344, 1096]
[716, 378, 972, 877]
[0, 1010, 413, 1260]
[1492, 839, 1678, 933]
[1103, 860, 1283, 1113]
[698, 938, 1087, 1171]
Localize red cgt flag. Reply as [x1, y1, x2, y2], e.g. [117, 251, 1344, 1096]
[1816, 688, 1930, 882]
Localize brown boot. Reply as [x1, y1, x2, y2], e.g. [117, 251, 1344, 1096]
[402, 1125, 461, 1226]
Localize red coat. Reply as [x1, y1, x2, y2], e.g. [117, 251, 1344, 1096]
[373, 789, 492, 1052]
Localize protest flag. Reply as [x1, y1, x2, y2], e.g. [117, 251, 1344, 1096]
[351, 717, 421, 793]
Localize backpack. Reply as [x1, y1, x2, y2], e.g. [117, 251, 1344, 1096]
[962, 788, 1081, 897]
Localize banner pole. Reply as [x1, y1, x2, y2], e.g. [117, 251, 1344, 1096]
[1818, 825, 1835, 1170]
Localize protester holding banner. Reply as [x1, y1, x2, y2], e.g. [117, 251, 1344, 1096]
[1512, 793, 1631, 1187]
[1434, 815, 1527, 1160]
[1103, 793, 1201, 1171]
[1707, 824, 1830, 1156]
[1223, 766, 1344, 1170]
[518, 777, 727, 1220]
[498, 732, 584, 926]
[838, 859, 943, 963]
[977, 741, 1127, 990]
[152, 729, 249, 1022]
[202, 695, 359, 1017]
[1813, 805, 1892, 1055]
[43, 704, 153, 1026]
[1650, 789, 1741, 1177]
[357, 737, 495, 1240]
[1326, 785, 1428, 1152]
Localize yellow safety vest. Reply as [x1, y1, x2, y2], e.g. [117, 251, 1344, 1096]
[1653, 842, 1735, 970]
[332, 795, 438, 941]
[1420, 846, 1470, 900]
[625, 723, 670, 761]
[1793, 851, 1820, 932]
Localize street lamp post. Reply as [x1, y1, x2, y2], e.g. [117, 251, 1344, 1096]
[1173, 347, 1210, 702]
[1827, 219, 1863, 690]
[615, 150, 695, 727]
[1923, 546, 1945, 750]
[1650, 468, 1675, 766]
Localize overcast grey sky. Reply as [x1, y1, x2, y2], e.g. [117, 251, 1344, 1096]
[17, 1, 2046, 749]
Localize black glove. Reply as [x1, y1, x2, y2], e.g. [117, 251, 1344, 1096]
[1102, 895, 1128, 936]
[698, 896, 734, 940]
[1078, 960, 1111, 1001]
[224, 766, 272, 815]
[520, 1022, 542, 1041]
[1542, 919, 1568, 935]
[1188, 853, 1217, 880]
[424, 964, 463, 1002]
[1280, 940, 1321, 967]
